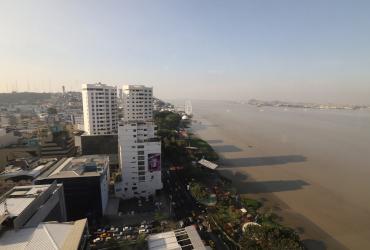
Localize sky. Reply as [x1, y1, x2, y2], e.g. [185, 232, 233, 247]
[1, 0, 370, 104]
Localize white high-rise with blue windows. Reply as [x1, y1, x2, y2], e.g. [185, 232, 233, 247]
[116, 85, 162, 199]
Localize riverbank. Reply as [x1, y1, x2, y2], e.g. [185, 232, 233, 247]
[189, 103, 361, 250]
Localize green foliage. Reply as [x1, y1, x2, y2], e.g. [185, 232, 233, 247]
[183, 165, 209, 181]
[241, 198, 262, 210]
[154, 111, 181, 131]
[212, 205, 242, 226]
[135, 234, 147, 249]
[154, 111, 187, 165]
[154, 110, 219, 164]
[189, 181, 209, 202]
[260, 212, 281, 227]
[154, 211, 168, 221]
[240, 225, 304, 250]
[189, 137, 219, 161]
[47, 107, 58, 114]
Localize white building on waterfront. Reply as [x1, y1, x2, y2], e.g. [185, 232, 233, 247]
[116, 85, 162, 199]
[82, 83, 118, 135]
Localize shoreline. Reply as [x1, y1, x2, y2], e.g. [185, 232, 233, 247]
[216, 160, 346, 250]
[191, 116, 347, 250]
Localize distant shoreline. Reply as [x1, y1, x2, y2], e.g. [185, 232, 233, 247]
[243, 99, 370, 111]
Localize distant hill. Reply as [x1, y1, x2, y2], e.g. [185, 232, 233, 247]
[0, 92, 52, 105]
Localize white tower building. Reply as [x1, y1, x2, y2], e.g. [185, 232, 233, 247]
[122, 85, 153, 121]
[116, 85, 162, 199]
[82, 83, 118, 135]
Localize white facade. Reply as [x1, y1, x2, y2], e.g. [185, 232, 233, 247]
[82, 83, 118, 135]
[117, 85, 162, 199]
[100, 161, 110, 215]
[122, 85, 153, 122]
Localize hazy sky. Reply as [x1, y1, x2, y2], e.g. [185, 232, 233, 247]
[1, 0, 370, 104]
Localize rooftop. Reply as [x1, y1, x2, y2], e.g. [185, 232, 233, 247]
[82, 83, 116, 90]
[123, 84, 152, 90]
[0, 218, 87, 250]
[0, 158, 58, 180]
[198, 159, 218, 170]
[148, 226, 207, 250]
[37, 155, 109, 180]
[0, 185, 52, 218]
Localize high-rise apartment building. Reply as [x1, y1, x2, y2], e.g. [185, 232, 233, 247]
[116, 85, 162, 199]
[82, 83, 117, 135]
[122, 85, 153, 121]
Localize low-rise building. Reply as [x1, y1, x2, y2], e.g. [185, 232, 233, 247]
[0, 218, 89, 250]
[0, 158, 59, 182]
[0, 183, 67, 230]
[148, 225, 208, 250]
[35, 155, 110, 221]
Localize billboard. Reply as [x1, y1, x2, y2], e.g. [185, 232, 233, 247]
[148, 153, 161, 172]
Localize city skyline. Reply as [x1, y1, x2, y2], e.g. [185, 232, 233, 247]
[1, 0, 370, 104]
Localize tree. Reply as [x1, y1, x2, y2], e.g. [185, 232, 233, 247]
[240, 225, 304, 250]
[154, 211, 167, 221]
[47, 107, 57, 115]
[190, 182, 208, 202]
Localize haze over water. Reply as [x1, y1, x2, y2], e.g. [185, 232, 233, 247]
[191, 100, 370, 250]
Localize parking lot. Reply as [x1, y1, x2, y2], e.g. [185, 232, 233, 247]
[90, 220, 158, 249]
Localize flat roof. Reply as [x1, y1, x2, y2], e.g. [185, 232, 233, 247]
[0, 158, 58, 180]
[148, 226, 206, 250]
[0, 218, 87, 250]
[37, 155, 109, 180]
[198, 159, 218, 170]
[0, 185, 52, 218]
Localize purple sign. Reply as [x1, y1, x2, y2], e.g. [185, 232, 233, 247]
[148, 153, 161, 172]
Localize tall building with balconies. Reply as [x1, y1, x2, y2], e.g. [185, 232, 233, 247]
[116, 85, 162, 199]
[122, 85, 153, 122]
[82, 83, 117, 135]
